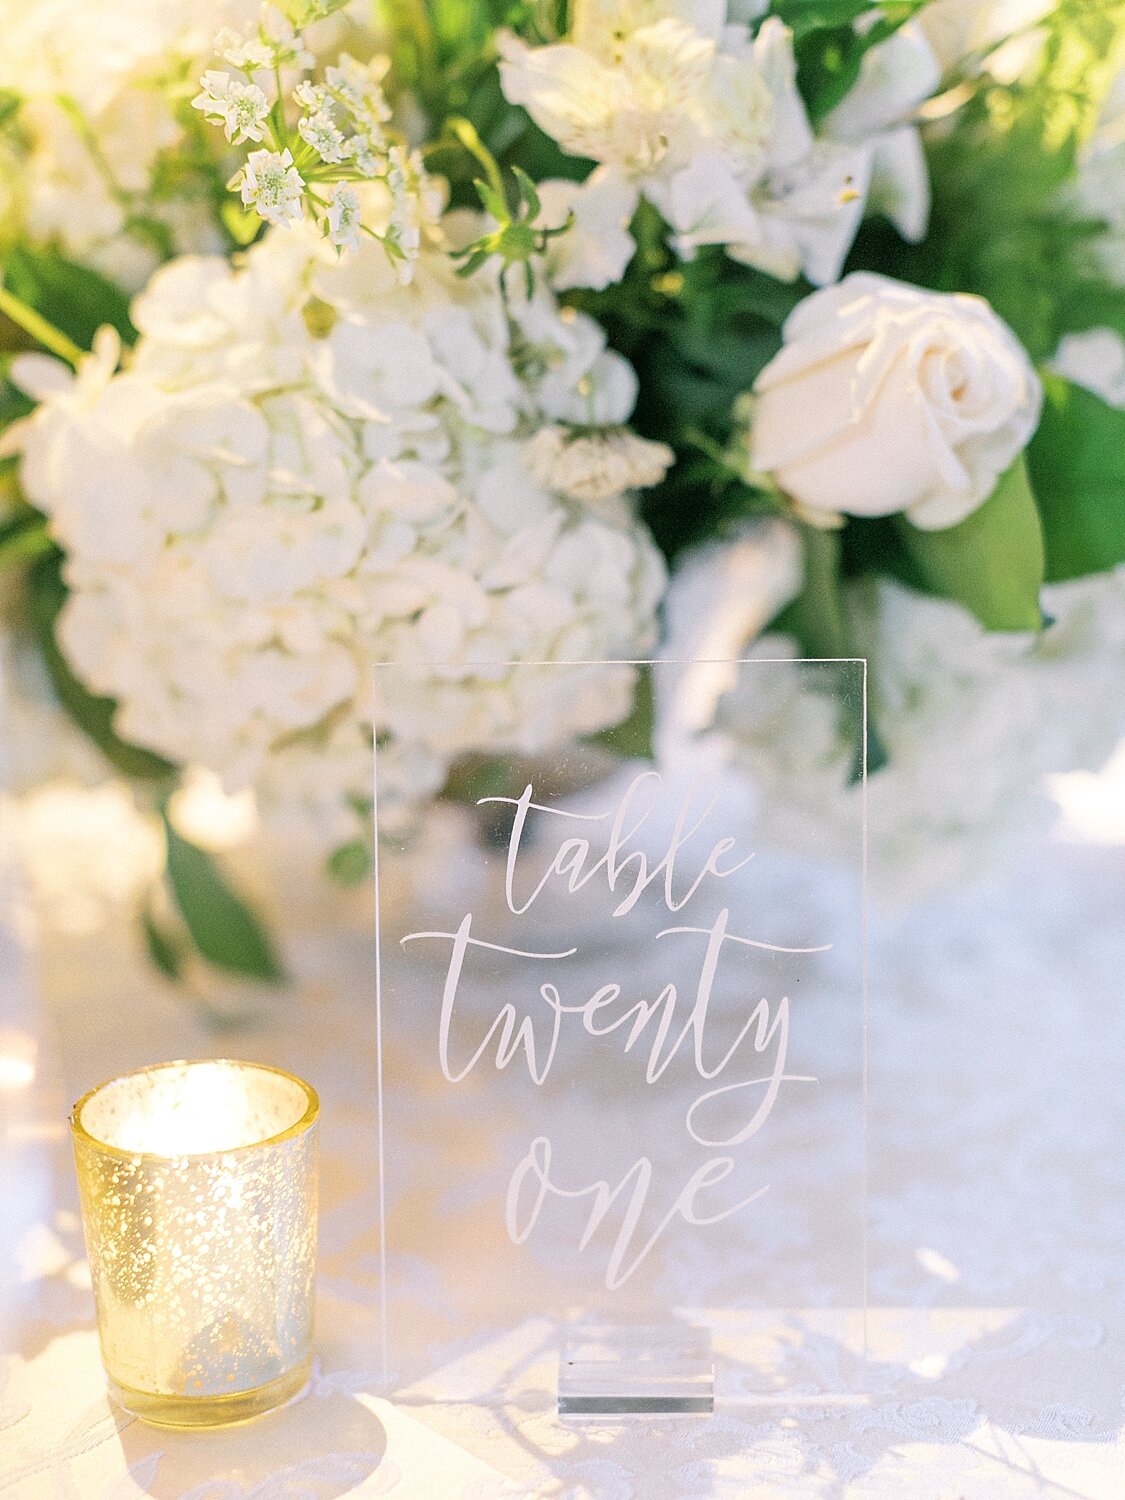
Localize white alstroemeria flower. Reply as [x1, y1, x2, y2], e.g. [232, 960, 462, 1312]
[501, 10, 873, 287]
[240, 148, 305, 226]
[822, 23, 941, 243]
[523, 426, 674, 502]
[535, 168, 641, 291]
[708, 19, 872, 285]
[696, 30, 779, 174]
[191, 70, 270, 145]
[498, 20, 714, 176]
[659, 150, 766, 259]
[325, 184, 362, 252]
[571, 0, 730, 51]
[751, 272, 1043, 529]
[740, 140, 872, 286]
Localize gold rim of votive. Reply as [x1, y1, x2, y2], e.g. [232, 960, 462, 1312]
[70, 1059, 319, 1163]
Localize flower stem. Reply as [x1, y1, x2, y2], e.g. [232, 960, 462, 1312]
[445, 116, 506, 203]
[0, 286, 85, 368]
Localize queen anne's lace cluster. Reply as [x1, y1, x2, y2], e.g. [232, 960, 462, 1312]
[0, 0, 250, 290]
[192, 6, 435, 278]
[10, 220, 666, 842]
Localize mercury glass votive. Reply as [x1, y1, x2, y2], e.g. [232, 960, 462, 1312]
[71, 1059, 318, 1427]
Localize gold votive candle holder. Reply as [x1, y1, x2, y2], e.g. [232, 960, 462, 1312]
[71, 1058, 318, 1427]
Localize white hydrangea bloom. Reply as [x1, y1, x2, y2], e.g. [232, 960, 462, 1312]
[497, 5, 926, 286]
[12, 222, 667, 839]
[661, 552, 1125, 905]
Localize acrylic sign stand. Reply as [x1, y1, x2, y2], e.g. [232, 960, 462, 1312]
[372, 658, 867, 1417]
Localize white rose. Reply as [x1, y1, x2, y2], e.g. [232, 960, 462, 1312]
[750, 272, 1043, 530]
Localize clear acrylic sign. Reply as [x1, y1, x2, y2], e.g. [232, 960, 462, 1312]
[372, 658, 867, 1409]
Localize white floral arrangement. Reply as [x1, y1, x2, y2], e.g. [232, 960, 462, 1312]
[0, 0, 1121, 982]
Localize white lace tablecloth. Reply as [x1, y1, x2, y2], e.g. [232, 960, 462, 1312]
[3, 827, 1125, 1499]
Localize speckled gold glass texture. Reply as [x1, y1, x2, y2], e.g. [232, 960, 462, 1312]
[71, 1059, 318, 1426]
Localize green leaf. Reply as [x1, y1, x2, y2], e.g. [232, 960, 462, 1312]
[473, 176, 509, 223]
[220, 199, 264, 249]
[894, 455, 1045, 631]
[0, 364, 35, 428]
[511, 164, 541, 220]
[671, 326, 782, 390]
[326, 839, 373, 886]
[768, 0, 880, 40]
[0, 89, 21, 130]
[163, 813, 285, 984]
[27, 554, 178, 780]
[140, 901, 186, 983]
[1026, 373, 1125, 581]
[1, 245, 134, 349]
[591, 664, 654, 760]
[705, 273, 804, 330]
[454, 249, 490, 277]
[0, 511, 52, 569]
[794, 25, 872, 120]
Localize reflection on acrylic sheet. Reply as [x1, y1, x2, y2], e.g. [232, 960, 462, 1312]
[373, 659, 868, 1405]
